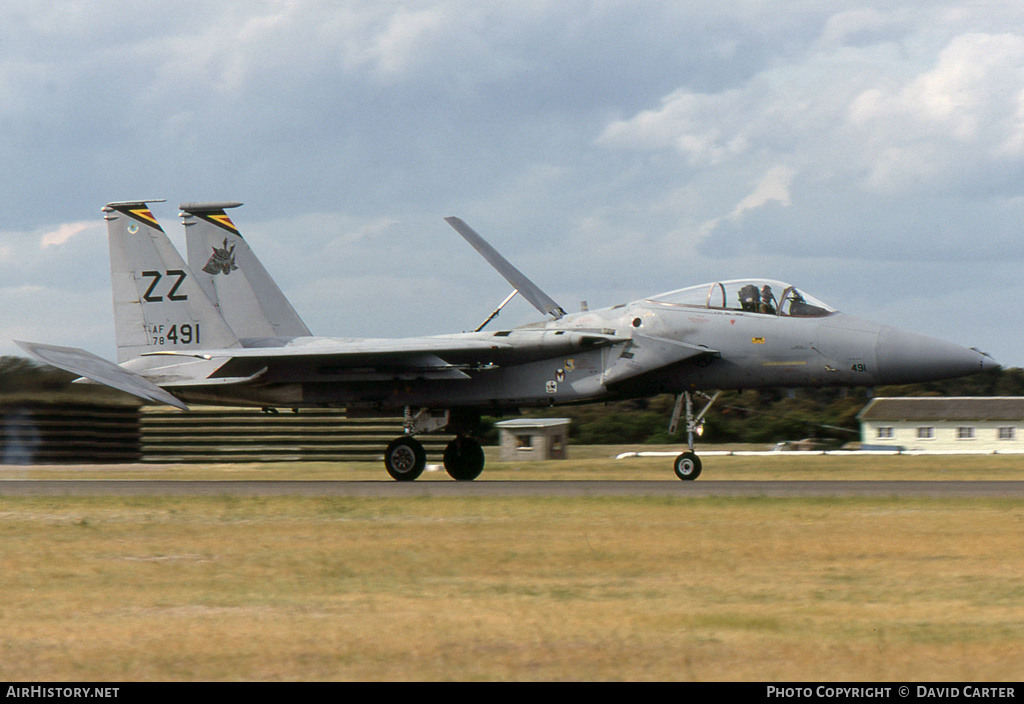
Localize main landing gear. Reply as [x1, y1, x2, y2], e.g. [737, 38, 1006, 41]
[382, 435, 485, 481]
[382, 407, 486, 482]
[669, 391, 720, 481]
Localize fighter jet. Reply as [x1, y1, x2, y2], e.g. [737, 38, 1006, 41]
[17, 201, 997, 481]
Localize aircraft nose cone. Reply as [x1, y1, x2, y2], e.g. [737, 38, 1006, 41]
[875, 327, 998, 384]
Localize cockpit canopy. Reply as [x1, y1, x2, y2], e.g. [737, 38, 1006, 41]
[646, 279, 836, 317]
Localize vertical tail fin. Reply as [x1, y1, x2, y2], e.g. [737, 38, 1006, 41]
[105, 201, 241, 362]
[181, 202, 311, 340]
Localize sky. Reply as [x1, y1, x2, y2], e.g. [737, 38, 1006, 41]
[1, 1, 1023, 368]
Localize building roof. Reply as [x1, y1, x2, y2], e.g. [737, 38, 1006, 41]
[858, 397, 1024, 422]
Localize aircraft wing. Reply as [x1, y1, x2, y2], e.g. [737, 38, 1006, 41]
[176, 336, 515, 356]
[136, 330, 706, 390]
[141, 330, 628, 380]
[19, 331, 697, 403]
[15, 341, 190, 410]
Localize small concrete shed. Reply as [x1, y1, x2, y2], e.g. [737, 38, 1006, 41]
[494, 418, 571, 461]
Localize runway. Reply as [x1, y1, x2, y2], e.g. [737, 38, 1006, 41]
[1, 479, 1023, 498]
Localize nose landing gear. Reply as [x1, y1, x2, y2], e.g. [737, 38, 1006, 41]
[673, 451, 702, 480]
[669, 391, 719, 481]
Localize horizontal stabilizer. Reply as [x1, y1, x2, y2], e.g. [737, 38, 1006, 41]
[16, 341, 189, 410]
[444, 217, 566, 320]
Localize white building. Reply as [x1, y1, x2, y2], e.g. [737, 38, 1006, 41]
[858, 397, 1024, 452]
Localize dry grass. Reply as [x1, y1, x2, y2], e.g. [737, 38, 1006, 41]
[2, 453, 1024, 680]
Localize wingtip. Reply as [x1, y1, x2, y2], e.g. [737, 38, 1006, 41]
[15, 339, 50, 355]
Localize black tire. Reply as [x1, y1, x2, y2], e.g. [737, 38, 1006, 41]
[673, 451, 702, 481]
[443, 437, 485, 481]
[384, 437, 426, 481]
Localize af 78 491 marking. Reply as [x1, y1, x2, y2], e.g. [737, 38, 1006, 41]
[147, 323, 199, 346]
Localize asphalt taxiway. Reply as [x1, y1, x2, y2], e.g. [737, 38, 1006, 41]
[1, 480, 1022, 498]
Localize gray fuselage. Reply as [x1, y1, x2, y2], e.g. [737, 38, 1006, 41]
[174, 285, 994, 413]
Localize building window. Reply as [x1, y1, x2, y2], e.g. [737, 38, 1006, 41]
[917, 427, 934, 440]
[956, 426, 976, 440]
[877, 427, 894, 439]
[998, 427, 1016, 441]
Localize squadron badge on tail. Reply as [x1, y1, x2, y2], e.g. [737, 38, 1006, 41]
[203, 239, 237, 275]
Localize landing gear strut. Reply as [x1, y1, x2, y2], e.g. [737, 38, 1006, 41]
[669, 391, 720, 481]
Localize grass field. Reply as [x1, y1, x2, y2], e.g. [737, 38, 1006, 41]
[2, 448, 1023, 681]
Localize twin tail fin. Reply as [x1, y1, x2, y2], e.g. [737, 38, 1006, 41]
[181, 202, 311, 340]
[104, 200, 242, 362]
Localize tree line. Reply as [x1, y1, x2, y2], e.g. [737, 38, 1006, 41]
[507, 367, 1024, 446]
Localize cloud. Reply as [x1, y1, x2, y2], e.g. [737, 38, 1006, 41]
[40, 222, 91, 249]
[695, 165, 797, 240]
[729, 165, 796, 218]
[596, 25, 1024, 264]
[846, 32, 1024, 193]
[359, 6, 449, 79]
[0, 2, 1022, 368]
[598, 88, 751, 166]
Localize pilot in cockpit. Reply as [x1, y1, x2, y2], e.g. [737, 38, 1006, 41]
[787, 290, 819, 317]
[738, 284, 760, 312]
[759, 285, 776, 315]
